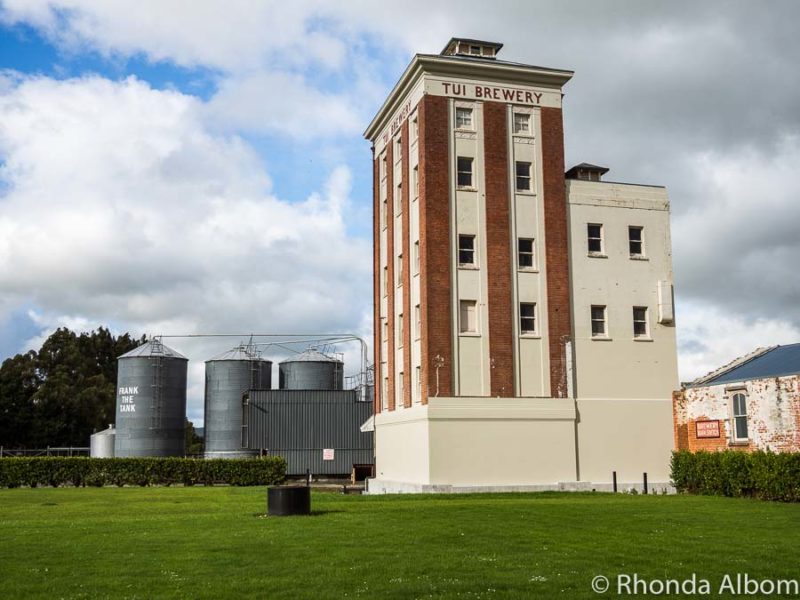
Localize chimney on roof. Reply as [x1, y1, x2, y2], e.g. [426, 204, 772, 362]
[441, 38, 503, 59]
[565, 163, 610, 182]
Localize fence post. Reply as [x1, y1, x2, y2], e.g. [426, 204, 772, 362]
[612, 471, 617, 493]
[643, 472, 648, 495]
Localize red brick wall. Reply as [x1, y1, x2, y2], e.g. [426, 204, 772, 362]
[386, 140, 396, 411]
[372, 152, 381, 415]
[540, 107, 572, 398]
[401, 121, 412, 408]
[483, 102, 515, 397]
[418, 95, 452, 402]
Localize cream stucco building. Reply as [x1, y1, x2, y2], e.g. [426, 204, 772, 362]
[364, 38, 678, 493]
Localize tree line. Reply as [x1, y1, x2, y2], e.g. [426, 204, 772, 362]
[0, 327, 145, 448]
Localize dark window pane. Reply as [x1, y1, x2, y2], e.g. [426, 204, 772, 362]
[629, 227, 642, 241]
[735, 416, 748, 439]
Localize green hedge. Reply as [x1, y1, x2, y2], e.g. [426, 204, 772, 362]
[671, 450, 800, 502]
[0, 457, 286, 488]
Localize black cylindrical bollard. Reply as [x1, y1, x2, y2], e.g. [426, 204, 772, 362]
[643, 472, 648, 495]
[267, 486, 311, 516]
[612, 471, 617, 493]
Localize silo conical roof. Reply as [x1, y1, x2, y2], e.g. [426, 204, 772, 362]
[118, 340, 188, 360]
[279, 348, 342, 364]
[207, 345, 268, 362]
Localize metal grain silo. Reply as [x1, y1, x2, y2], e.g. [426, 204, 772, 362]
[204, 345, 272, 459]
[279, 349, 344, 391]
[90, 424, 115, 458]
[114, 340, 188, 458]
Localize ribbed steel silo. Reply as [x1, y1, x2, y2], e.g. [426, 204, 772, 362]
[279, 349, 344, 391]
[114, 340, 188, 458]
[204, 345, 272, 459]
[90, 424, 115, 458]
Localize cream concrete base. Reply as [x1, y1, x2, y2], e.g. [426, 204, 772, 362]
[365, 479, 675, 495]
[372, 396, 675, 493]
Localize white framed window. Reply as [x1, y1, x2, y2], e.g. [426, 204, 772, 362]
[411, 116, 419, 141]
[518, 238, 535, 269]
[587, 223, 604, 254]
[399, 371, 404, 399]
[513, 112, 531, 134]
[633, 306, 649, 338]
[380, 153, 387, 180]
[591, 305, 607, 337]
[382, 318, 387, 340]
[398, 313, 404, 346]
[396, 253, 403, 286]
[459, 300, 478, 333]
[413, 165, 419, 198]
[414, 304, 421, 339]
[395, 182, 402, 214]
[382, 376, 388, 410]
[383, 266, 388, 296]
[520, 302, 537, 334]
[413, 240, 420, 275]
[629, 226, 644, 257]
[394, 136, 402, 162]
[458, 234, 476, 266]
[732, 392, 749, 442]
[515, 161, 532, 191]
[455, 107, 473, 130]
[415, 366, 421, 399]
[457, 157, 473, 188]
[381, 198, 387, 229]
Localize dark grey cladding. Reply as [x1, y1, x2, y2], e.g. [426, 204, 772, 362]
[243, 389, 373, 476]
[278, 348, 344, 391]
[114, 340, 188, 458]
[204, 346, 272, 459]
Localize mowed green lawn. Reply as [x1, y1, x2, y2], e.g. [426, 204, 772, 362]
[1, 488, 798, 599]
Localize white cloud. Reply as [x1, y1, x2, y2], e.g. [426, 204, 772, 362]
[0, 73, 371, 420]
[676, 300, 800, 383]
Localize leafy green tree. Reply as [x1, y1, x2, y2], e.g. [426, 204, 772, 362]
[0, 327, 144, 448]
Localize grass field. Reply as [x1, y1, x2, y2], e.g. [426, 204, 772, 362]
[1, 488, 798, 599]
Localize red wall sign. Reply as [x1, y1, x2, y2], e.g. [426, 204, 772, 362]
[696, 420, 721, 439]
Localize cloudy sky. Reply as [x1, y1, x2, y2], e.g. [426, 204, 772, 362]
[1, 0, 798, 421]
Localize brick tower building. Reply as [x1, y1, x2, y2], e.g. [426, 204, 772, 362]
[364, 38, 678, 492]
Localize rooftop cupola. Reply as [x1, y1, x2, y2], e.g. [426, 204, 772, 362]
[441, 38, 503, 59]
[565, 163, 610, 182]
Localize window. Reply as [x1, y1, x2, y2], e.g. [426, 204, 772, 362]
[383, 266, 388, 296]
[516, 161, 531, 191]
[382, 376, 388, 409]
[457, 157, 473, 188]
[380, 154, 387, 180]
[396, 253, 403, 285]
[458, 234, 476, 266]
[629, 226, 644, 257]
[513, 113, 531, 134]
[591, 305, 607, 337]
[470, 45, 481, 55]
[394, 136, 402, 162]
[520, 303, 537, 334]
[413, 240, 420, 274]
[399, 372, 404, 398]
[411, 116, 418, 141]
[518, 238, 535, 269]
[459, 300, 477, 333]
[732, 393, 749, 441]
[381, 198, 387, 229]
[415, 366, 421, 398]
[587, 223, 603, 254]
[633, 306, 649, 338]
[395, 182, 402, 214]
[398, 313, 404, 345]
[413, 165, 419, 198]
[382, 318, 387, 340]
[415, 304, 421, 339]
[455, 107, 473, 130]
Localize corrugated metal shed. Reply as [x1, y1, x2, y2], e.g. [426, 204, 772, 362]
[244, 390, 373, 476]
[696, 343, 800, 386]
